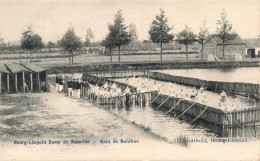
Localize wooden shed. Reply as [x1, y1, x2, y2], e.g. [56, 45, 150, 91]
[5, 63, 33, 93]
[22, 63, 47, 92]
[0, 64, 10, 93]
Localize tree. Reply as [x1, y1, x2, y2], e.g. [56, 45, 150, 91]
[31, 34, 43, 58]
[59, 27, 83, 64]
[110, 9, 131, 62]
[21, 26, 43, 62]
[198, 19, 210, 60]
[176, 26, 196, 60]
[85, 28, 94, 47]
[129, 23, 138, 50]
[47, 41, 56, 48]
[216, 9, 236, 58]
[149, 8, 174, 61]
[101, 24, 115, 62]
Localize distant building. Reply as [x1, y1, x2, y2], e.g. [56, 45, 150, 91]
[203, 35, 246, 60]
[244, 38, 260, 58]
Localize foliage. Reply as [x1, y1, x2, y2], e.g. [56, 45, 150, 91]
[198, 19, 211, 60]
[143, 40, 150, 44]
[21, 26, 43, 51]
[47, 41, 56, 48]
[59, 27, 82, 53]
[103, 9, 131, 62]
[176, 26, 196, 60]
[216, 9, 236, 56]
[198, 19, 210, 48]
[59, 27, 83, 63]
[129, 23, 138, 43]
[149, 9, 174, 44]
[148, 8, 174, 61]
[85, 28, 94, 47]
[111, 10, 131, 48]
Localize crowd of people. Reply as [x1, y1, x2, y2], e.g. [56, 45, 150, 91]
[56, 75, 236, 111]
[56, 74, 133, 100]
[123, 76, 231, 110]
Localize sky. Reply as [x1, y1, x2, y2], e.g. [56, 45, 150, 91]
[0, 0, 259, 43]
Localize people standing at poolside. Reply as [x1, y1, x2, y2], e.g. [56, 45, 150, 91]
[67, 79, 73, 97]
[75, 79, 81, 98]
[58, 76, 64, 93]
[56, 74, 59, 92]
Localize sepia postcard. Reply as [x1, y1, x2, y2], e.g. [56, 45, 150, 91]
[0, 0, 260, 160]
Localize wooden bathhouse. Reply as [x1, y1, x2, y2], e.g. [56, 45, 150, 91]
[22, 63, 48, 92]
[0, 64, 10, 93]
[0, 63, 47, 93]
[5, 63, 32, 93]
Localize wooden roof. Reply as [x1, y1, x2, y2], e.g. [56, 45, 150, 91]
[0, 64, 10, 74]
[5, 63, 32, 73]
[22, 63, 46, 73]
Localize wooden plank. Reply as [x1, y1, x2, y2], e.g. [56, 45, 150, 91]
[177, 102, 197, 118]
[22, 71, 25, 92]
[15, 73, 17, 92]
[7, 74, 9, 93]
[0, 72, 1, 94]
[30, 73, 33, 91]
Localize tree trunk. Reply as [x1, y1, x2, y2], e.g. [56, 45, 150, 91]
[27, 52, 28, 62]
[118, 46, 121, 63]
[186, 44, 188, 60]
[71, 51, 74, 64]
[110, 47, 112, 63]
[160, 41, 162, 62]
[30, 51, 32, 63]
[222, 42, 225, 59]
[20, 52, 21, 64]
[201, 43, 204, 61]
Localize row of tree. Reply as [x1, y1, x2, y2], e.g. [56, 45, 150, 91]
[102, 9, 236, 62]
[19, 8, 236, 63]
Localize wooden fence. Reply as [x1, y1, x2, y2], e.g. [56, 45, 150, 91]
[147, 71, 260, 98]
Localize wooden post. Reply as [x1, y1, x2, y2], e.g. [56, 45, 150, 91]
[30, 73, 33, 91]
[37, 72, 40, 91]
[0, 72, 1, 94]
[15, 73, 18, 92]
[45, 71, 47, 92]
[22, 71, 25, 92]
[7, 74, 9, 93]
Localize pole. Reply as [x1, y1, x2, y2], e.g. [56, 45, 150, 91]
[37, 72, 40, 91]
[22, 71, 25, 92]
[7, 74, 9, 93]
[45, 71, 48, 92]
[0, 72, 1, 94]
[30, 73, 33, 91]
[15, 73, 17, 92]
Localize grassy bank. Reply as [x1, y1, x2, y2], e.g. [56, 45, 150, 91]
[43, 60, 260, 74]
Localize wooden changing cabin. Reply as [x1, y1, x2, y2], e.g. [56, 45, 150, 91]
[2, 63, 47, 93]
[0, 64, 10, 93]
[4, 63, 32, 93]
[22, 63, 48, 92]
